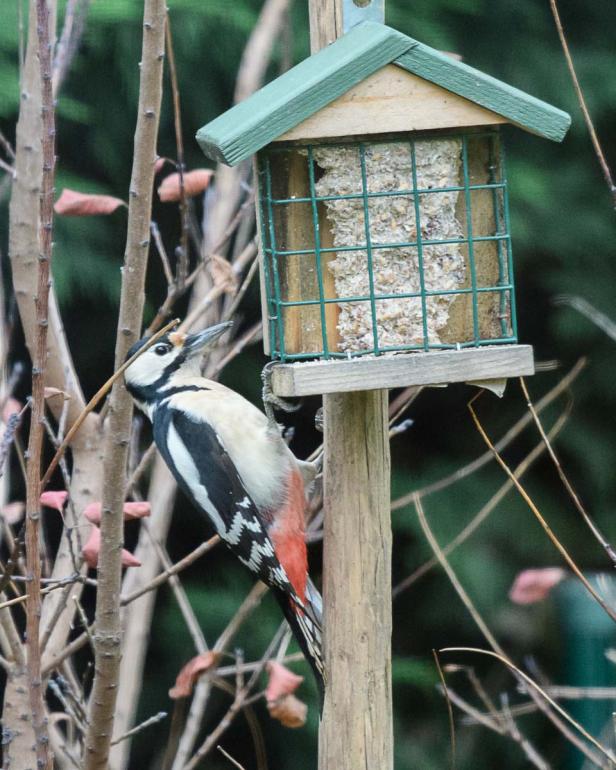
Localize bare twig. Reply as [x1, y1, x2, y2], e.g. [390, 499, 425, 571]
[165, 14, 189, 287]
[393, 403, 570, 597]
[548, 0, 616, 207]
[21, 1, 58, 765]
[554, 296, 616, 343]
[392, 358, 585, 508]
[84, 2, 166, 767]
[218, 745, 247, 770]
[433, 650, 456, 769]
[416, 495, 610, 768]
[41, 318, 178, 489]
[520, 377, 616, 564]
[52, 0, 91, 96]
[110, 712, 168, 746]
[442, 648, 616, 766]
[468, 397, 616, 624]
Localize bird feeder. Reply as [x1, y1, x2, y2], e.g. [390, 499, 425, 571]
[197, 22, 570, 397]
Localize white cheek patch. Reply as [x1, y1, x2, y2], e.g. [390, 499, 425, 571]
[125, 350, 177, 388]
[166, 422, 227, 536]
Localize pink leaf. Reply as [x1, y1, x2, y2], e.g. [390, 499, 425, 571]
[81, 526, 141, 569]
[83, 502, 102, 524]
[54, 189, 126, 216]
[2, 397, 22, 422]
[169, 651, 222, 699]
[509, 568, 566, 605]
[265, 661, 304, 704]
[40, 490, 68, 512]
[158, 169, 214, 202]
[155, 156, 171, 173]
[267, 694, 308, 728]
[122, 501, 151, 520]
[83, 500, 151, 524]
[1, 502, 25, 525]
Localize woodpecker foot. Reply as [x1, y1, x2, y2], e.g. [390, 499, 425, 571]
[261, 362, 301, 423]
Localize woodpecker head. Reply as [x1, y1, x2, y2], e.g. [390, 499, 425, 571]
[124, 321, 231, 407]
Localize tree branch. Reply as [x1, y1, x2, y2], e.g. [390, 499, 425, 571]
[84, 2, 166, 766]
[22, 1, 57, 766]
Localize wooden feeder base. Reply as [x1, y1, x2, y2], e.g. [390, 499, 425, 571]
[270, 344, 534, 397]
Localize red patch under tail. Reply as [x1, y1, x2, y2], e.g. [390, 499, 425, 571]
[268, 467, 308, 604]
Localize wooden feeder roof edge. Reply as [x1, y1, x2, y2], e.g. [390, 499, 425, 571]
[196, 22, 571, 166]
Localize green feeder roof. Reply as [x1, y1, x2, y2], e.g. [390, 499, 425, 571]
[197, 21, 571, 167]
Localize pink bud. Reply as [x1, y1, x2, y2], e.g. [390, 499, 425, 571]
[1, 501, 25, 525]
[509, 568, 566, 605]
[83, 500, 151, 524]
[81, 526, 141, 569]
[122, 501, 151, 520]
[169, 651, 222, 699]
[2, 398, 22, 422]
[54, 189, 126, 216]
[158, 169, 214, 202]
[40, 490, 68, 512]
[83, 502, 103, 524]
[265, 661, 304, 704]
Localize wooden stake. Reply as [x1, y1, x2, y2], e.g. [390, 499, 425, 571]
[308, 3, 393, 769]
[319, 390, 393, 769]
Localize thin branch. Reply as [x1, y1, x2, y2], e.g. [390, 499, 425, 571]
[52, 0, 91, 97]
[468, 397, 616, 624]
[520, 376, 616, 564]
[548, 0, 616, 207]
[23, 1, 58, 765]
[416, 495, 610, 768]
[442, 648, 616, 766]
[41, 538, 219, 677]
[218, 745, 247, 770]
[84, 2, 166, 766]
[392, 358, 586, 508]
[110, 712, 168, 747]
[554, 296, 616, 343]
[433, 650, 456, 770]
[165, 14, 189, 287]
[41, 318, 178, 489]
[393, 403, 570, 597]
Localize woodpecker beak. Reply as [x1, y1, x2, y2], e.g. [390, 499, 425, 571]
[183, 321, 232, 357]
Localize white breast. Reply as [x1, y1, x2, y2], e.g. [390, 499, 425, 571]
[164, 379, 293, 511]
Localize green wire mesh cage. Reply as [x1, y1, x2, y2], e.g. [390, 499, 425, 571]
[258, 129, 517, 363]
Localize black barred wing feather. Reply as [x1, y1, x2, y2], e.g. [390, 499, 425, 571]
[153, 405, 291, 594]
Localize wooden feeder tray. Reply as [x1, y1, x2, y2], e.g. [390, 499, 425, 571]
[269, 343, 534, 397]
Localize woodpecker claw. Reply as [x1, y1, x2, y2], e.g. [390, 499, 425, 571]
[261, 362, 301, 423]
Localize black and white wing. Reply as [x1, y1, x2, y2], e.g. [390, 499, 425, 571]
[152, 404, 293, 594]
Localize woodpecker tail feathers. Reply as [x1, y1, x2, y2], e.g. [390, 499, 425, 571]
[274, 579, 324, 706]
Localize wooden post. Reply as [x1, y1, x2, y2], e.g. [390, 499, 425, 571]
[320, 391, 393, 768]
[309, 3, 394, 769]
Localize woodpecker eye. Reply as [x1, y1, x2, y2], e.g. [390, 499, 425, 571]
[154, 344, 171, 356]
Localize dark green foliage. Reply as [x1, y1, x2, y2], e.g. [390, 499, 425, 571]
[2, 0, 616, 768]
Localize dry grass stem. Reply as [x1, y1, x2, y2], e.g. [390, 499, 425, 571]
[393, 403, 570, 597]
[468, 398, 616, 624]
[392, 358, 585, 509]
[548, 0, 616, 207]
[442, 647, 616, 767]
[520, 376, 616, 564]
[41, 317, 178, 489]
[433, 649, 457, 769]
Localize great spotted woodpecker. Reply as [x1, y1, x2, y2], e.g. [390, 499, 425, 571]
[124, 322, 323, 694]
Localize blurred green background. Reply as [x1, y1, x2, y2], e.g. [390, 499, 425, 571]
[1, 0, 616, 767]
